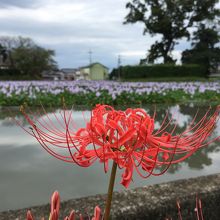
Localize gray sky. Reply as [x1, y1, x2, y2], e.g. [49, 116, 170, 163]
[0, 0, 189, 69]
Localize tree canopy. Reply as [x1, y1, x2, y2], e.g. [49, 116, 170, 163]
[124, 0, 220, 64]
[0, 36, 57, 77]
[182, 24, 220, 75]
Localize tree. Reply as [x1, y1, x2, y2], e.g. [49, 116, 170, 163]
[124, 0, 220, 64]
[12, 45, 57, 76]
[182, 24, 220, 76]
[0, 36, 57, 77]
[0, 36, 35, 69]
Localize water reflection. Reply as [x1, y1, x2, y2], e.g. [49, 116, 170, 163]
[0, 104, 219, 211]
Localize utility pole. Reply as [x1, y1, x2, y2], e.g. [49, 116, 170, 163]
[118, 54, 121, 81]
[88, 50, 92, 65]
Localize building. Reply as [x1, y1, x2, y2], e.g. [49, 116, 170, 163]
[61, 68, 77, 80]
[42, 68, 77, 81]
[41, 70, 65, 81]
[79, 62, 108, 80]
[41, 62, 109, 81]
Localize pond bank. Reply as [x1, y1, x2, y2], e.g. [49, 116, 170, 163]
[1, 173, 220, 220]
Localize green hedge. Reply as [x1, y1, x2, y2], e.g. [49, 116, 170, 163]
[117, 64, 206, 79]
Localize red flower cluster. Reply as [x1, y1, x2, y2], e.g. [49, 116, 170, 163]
[26, 191, 101, 220]
[20, 104, 219, 188]
[25, 190, 204, 220]
[165, 196, 204, 220]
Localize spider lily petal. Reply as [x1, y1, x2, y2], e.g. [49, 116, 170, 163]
[64, 210, 75, 220]
[92, 206, 101, 220]
[51, 191, 60, 216]
[26, 210, 34, 220]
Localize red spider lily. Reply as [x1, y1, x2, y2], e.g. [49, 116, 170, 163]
[26, 210, 34, 220]
[26, 191, 204, 220]
[27, 191, 101, 220]
[50, 191, 60, 220]
[194, 196, 204, 220]
[20, 104, 220, 188]
[165, 196, 204, 220]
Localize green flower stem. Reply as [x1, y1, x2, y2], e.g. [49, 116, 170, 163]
[104, 161, 117, 220]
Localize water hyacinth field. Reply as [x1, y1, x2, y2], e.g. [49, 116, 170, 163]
[0, 80, 220, 106]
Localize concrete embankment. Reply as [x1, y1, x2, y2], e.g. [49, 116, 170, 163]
[1, 173, 220, 220]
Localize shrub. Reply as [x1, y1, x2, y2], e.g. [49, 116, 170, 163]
[117, 64, 206, 79]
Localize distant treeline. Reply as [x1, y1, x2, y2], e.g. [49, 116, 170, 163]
[110, 64, 207, 80]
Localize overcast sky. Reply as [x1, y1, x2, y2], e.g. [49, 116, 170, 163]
[0, 0, 190, 69]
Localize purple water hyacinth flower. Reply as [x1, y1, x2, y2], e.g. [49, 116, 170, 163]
[0, 80, 220, 100]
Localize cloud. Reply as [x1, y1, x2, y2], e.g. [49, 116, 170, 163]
[0, 0, 41, 8]
[0, 0, 191, 69]
[120, 51, 146, 57]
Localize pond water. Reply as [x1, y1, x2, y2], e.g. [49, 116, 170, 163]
[0, 104, 220, 212]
